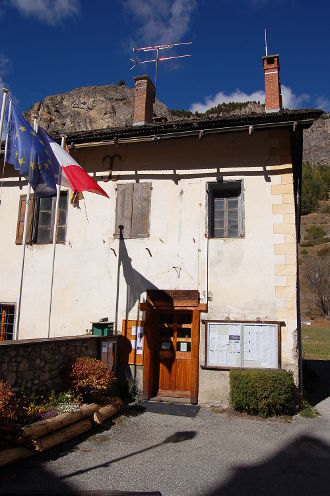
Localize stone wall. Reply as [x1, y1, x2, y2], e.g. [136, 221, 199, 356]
[0, 336, 105, 394]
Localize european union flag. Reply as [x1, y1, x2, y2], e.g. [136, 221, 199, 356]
[5, 105, 60, 196]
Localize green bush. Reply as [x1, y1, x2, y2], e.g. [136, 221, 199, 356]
[301, 163, 330, 215]
[117, 368, 139, 404]
[230, 369, 298, 418]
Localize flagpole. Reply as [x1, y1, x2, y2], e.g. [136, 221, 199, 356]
[14, 117, 38, 340]
[47, 135, 65, 338]
[0, 94, 11, 207]
[0, 88, 9, 142]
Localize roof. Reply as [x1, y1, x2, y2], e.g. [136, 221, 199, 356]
[61, 109, 323, 146]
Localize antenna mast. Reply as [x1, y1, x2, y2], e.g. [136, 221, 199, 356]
[130, 41, 192, 92]
[264, 29, 268, 56]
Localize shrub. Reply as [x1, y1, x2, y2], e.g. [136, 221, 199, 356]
[230, 369, 298, 418]
[305, 225, 326, 241]
[0, 380, 19, 425]
[317, 246, 330, 258]
[301, 163, 330, 215]
[303, 255, 330, 317]
[117, 368, 139, 403]
[70, 357, 116, 397]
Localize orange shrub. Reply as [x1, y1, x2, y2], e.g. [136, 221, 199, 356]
[69, 357, 116, 395]
[0, 380, 19, 424]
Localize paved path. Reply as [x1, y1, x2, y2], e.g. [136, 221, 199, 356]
[1, 398, 330, 496]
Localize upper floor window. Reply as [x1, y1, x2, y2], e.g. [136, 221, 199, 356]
[114, 183, 151, 239]
[208, 181, 244, 238]
[16, 191, 68, 245]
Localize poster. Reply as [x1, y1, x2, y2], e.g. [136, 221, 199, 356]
[136, 327, 143, 355]
[207, 323, 241, 367]
[243, 324, 277, 368]
[207, 322, 278, 369]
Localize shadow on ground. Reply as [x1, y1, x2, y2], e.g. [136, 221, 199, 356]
[0, 430, 196, 495]
[303, 359, 330, 405]
[205, 434, 330, 496]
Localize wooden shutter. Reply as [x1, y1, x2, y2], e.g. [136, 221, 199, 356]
[131, 183, 151, 238]
[114, 184, 133, 238]
[16, 194, 34, 244]
[56, 192, 68, 243]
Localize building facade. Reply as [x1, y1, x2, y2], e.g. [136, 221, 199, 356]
[0, 58, 322, 405]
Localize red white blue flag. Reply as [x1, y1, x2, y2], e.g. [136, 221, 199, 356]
[38, 127, 109, 198]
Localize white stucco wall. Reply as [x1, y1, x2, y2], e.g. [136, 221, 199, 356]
[0, 128, 298, 404]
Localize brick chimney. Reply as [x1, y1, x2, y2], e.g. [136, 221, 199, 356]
[133, 75, 155, 125]
[262, 54, 282, 112]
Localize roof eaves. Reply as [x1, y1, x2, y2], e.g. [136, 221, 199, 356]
[62, 109, 323, 146]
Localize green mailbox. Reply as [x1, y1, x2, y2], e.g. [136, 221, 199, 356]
[91, 321, 114, 337]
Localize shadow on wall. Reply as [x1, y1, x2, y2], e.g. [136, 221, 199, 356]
[116, 226, 158, 319]
[205, 434, 330, 496]
[115, 227, 179, 384]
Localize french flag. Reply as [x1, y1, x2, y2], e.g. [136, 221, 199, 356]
[38, 127, 109, 198]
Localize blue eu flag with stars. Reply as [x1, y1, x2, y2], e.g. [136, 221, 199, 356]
[5, 105, 60, 197]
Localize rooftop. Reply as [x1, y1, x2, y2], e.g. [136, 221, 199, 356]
[62, 109, 323, 146]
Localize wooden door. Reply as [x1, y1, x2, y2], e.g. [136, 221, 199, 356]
[158, 311, 192, 398]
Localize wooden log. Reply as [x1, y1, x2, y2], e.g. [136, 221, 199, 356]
[93, 404, 119, 425]
[0, 446, 34, 468]
[19, 403, 99, 440]
[29, 419, 93, 452]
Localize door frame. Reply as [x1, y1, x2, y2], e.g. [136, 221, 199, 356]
[139, 291, 207, 404]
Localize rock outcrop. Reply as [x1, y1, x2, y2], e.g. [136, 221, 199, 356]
[303, 113, 330, 165]
[24, 84, 172, 135]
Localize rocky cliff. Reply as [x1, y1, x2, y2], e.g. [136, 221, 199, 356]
[25, 84, 172, 135]
[303, 113, 330, 165]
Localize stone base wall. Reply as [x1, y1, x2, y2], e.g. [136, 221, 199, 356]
[0, 336, 103, 394]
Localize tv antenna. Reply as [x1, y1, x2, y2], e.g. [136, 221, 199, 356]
[130, 41, 192, 91]
[264, 28, 268, 56]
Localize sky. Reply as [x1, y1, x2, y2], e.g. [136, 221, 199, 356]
[0, 0, 329, 116]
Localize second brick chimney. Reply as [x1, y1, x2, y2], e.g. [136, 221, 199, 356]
[263, 54, 282, 112]
[133, 75, 155, 126]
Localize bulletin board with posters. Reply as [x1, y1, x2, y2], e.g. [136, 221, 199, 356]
[204, 321, 280, 369]
[120, 320, 144, 365]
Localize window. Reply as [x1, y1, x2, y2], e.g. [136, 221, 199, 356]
[204, 321, 280, 369]
[208, 181, 244, 238]
[16, 192, 68, 244]
[114, 183, 151, 239]
[0, 304, 15, 341]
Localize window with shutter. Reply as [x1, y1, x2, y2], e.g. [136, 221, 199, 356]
[15, 191, 68, 245]
[16, 194, 34, 245]
[208, 181, 244, 238]
[114, 183, 151, 239]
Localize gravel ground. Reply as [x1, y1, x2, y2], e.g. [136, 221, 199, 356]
[1, 398, 330, 496]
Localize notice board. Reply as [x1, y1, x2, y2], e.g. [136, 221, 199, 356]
[206, 321, 279, 369]
[121, 320, 144, 365]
